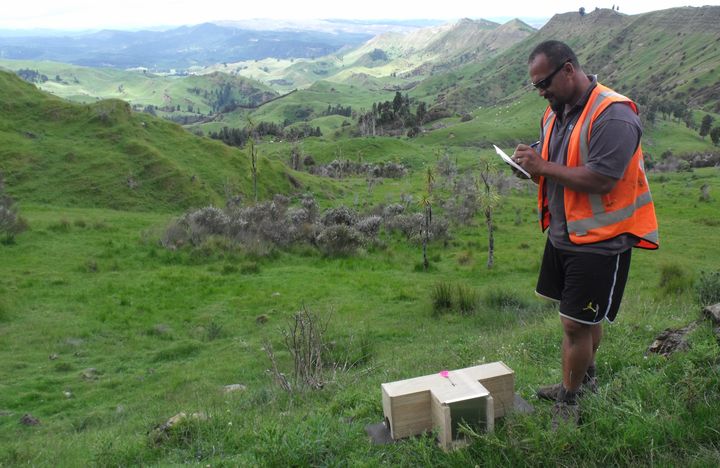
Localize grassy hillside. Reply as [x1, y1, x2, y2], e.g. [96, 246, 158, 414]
[0, 60, 278, 117]
[422, 6, 720, 113]
[0, 71, 293, 211]
[199, 80, 394, 132]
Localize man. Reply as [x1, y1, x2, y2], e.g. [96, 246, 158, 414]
[512, 40, 658, 427]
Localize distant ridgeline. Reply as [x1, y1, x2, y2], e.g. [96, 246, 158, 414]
[0, 23, 373, 70]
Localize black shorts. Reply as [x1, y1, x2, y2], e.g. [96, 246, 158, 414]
[535, 239, 632, 324]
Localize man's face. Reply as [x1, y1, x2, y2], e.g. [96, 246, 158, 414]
[528, 53, 571, 109]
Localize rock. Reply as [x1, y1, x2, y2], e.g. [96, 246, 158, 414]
[255, 314, 269, 324]
[63, 390, 74, 399]
[65, 338, 84, 347]
[150, 323, 172, 336]
[150, 412, 209, 444]
[702, 303, 720, 325]
[222, 384, 247, 394]
[646, 322, 697, 357]
[81, 368, 99, 380]
[20, 413, 40, 426]
[49, 353, 59, 360]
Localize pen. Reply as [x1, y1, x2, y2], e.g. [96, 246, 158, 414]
[530, 141, 541, 149]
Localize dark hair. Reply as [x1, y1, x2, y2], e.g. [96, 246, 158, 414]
[528, 40, 580, 69]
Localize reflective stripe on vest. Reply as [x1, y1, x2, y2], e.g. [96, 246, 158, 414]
[567, 190, 652, 235]
[578, 90, 627, 216]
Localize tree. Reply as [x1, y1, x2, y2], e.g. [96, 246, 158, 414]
[579, 7, 586, 16]
[416, 101, 427, 124]
[700, 115, 714, 140]
[671, 101, 688, 122]
[0, 173, 29, 244]
[478, 163, 501, 269]
[710, 126, 720, 146]
[247, 118, 259, 202]
[420, 168, 435, 271]
[419, 195, 432, 272]
[392, 92, 403, 115]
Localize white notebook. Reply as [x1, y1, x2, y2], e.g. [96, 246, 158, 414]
[493, 145, 531, 179]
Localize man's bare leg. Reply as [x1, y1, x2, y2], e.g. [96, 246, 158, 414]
[561, 317, 596, 393]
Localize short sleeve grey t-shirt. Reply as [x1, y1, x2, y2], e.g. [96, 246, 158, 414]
[542, 77, 642, 255]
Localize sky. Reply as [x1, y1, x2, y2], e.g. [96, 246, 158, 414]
[1, 0, 718, 30]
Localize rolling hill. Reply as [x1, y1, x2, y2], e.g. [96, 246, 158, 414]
[0, 70, 296, 211]
[418, 6, 720, 112]
[0, 59, 279, 118]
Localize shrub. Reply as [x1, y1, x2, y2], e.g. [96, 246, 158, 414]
[696, 270, 720, 306]
[355, 215, 382, 239]
[316, 225, 364, 256]
[0, 191, 28, 243]
[240, 261, 260, 274]
[205, 321, 224, 341]
[381, 203, 405, 219]
[386, 213, 423, 240]
[699, 184, 711, 202]
[265, 305, 331, 392]
[161, 219, 190, 249]
[300, 194, 319, 223]
[431, 282, 453, 314]
[321, 206, 358, 227]
[48, 218, 70, 232]
[186, 206, 229, 245]
[658, 263, 693, 295]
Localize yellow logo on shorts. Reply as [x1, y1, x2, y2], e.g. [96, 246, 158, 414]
[583, 301, 599, 314]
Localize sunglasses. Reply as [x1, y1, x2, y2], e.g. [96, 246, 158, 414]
[532, 60, 571, 90]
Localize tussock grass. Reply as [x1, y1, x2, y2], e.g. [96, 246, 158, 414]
[659, 262, 695, 296]
[431, 281, 454, 314]
[696, 270, 720, 306]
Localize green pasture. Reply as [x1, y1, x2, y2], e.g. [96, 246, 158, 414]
[1, 163, 719, 465]
[2, 43, 720, 463]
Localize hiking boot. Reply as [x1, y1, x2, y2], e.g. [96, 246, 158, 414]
[536, 378, 597, 402]
[551, 401, 581, 430]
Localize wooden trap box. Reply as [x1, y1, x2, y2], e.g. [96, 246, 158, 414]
[381, 362, 514, 450]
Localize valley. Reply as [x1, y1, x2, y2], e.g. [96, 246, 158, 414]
[1, 6, 720, 466]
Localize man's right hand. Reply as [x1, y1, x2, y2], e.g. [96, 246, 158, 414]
[513, 143, 543, 183]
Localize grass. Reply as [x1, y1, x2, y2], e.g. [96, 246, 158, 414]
[2, 40, 720, 463]
[1, 167, 719, 465]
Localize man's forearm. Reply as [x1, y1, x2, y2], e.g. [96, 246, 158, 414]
[538, 162, 615, 194]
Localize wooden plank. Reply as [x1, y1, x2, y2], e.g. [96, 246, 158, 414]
[430, 391, 451, 450]
[382, 385, 432, 439]
[462, 362, 515, 418]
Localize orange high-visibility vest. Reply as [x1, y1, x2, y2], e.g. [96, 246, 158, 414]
[538, 83, 659, 249]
